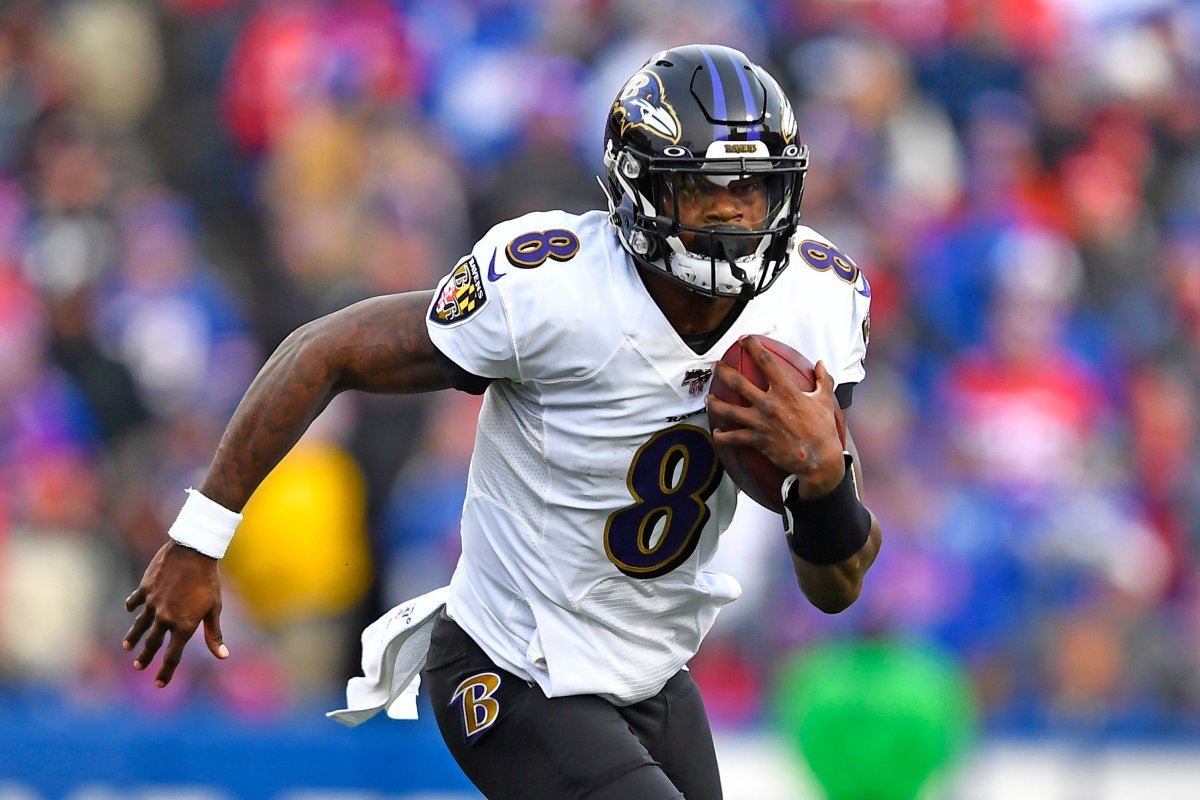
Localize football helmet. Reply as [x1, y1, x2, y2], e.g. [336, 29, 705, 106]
[601, 44, 808, 297]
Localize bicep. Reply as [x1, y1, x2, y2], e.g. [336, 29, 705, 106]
[325, 291, 453, 394]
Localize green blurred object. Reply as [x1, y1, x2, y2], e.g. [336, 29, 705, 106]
[773, 639, 975, 800]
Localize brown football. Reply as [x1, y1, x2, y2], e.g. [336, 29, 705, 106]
[708, 335, 846, 513]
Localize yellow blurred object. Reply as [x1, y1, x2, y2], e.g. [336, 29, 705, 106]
[50, 0, 164, 131]
[225, 441, 372, 628]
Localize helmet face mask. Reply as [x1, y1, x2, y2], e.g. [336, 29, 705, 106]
[602, 45, 808, 298]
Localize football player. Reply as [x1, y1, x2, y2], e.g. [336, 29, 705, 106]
[124, 44, 882, 799]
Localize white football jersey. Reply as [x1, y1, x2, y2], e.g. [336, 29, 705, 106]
[425, 209, 870, 705]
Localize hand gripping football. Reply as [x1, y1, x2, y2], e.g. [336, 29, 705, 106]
[708, 335, 846, 513]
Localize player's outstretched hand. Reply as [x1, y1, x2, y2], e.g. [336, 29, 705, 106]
[123, 541, 228, 687]
[708, 335, 845, 497]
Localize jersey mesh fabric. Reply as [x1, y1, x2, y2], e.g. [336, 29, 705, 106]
[466, 383, 549, 530]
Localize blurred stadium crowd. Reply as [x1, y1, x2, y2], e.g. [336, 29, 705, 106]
[1, 0, 1199, 747]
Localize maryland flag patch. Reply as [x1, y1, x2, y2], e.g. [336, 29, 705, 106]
[431, 256, 488, 326]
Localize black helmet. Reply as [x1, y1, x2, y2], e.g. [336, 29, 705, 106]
[601, 44, 808, 297]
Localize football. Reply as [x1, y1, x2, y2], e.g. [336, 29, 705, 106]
[708, 335, 846, 514]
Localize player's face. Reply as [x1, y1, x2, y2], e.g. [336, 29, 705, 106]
[663, 172, 770, 254]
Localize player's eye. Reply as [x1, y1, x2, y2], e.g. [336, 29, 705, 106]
[728, 176, 766, 197]
[675, 173, 707, 199]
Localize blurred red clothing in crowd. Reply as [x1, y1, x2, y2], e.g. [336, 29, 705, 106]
[221, 0, 419, 153]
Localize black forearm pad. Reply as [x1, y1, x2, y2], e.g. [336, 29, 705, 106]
[783, 455, 872, 565]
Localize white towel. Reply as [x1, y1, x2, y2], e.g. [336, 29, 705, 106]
[326, 585, 450, 727]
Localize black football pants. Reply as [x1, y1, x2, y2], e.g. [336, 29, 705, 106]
[422, 613, 723, 800]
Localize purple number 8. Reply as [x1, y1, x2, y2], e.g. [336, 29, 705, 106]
[798, 239, 859, 284]
[505, 229, 581, 268]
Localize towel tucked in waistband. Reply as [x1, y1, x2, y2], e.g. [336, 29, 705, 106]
[326, 585, 450, 727]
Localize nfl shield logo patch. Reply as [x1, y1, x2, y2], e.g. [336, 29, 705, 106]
[682, 368, 712, 397]
[431, 256, 488, 326]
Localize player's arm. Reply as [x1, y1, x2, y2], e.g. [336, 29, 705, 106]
[707, 335, 881, 614]
[784, 426, 882, 614]
[124, 291, 449, 686]
[200, 291, 448, 510]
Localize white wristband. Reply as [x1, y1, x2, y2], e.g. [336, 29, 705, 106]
[167, 488, 243, 559]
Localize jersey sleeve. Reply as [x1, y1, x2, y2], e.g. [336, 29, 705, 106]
[839, 267, 871, 393]
[426, 239, 522, 384]
[790, 228, 872, 400]
[425, 211, 599, 386]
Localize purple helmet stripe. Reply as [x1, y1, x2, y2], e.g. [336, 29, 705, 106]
[729, 51, 760, 140]
[700, 49, 727, 139]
